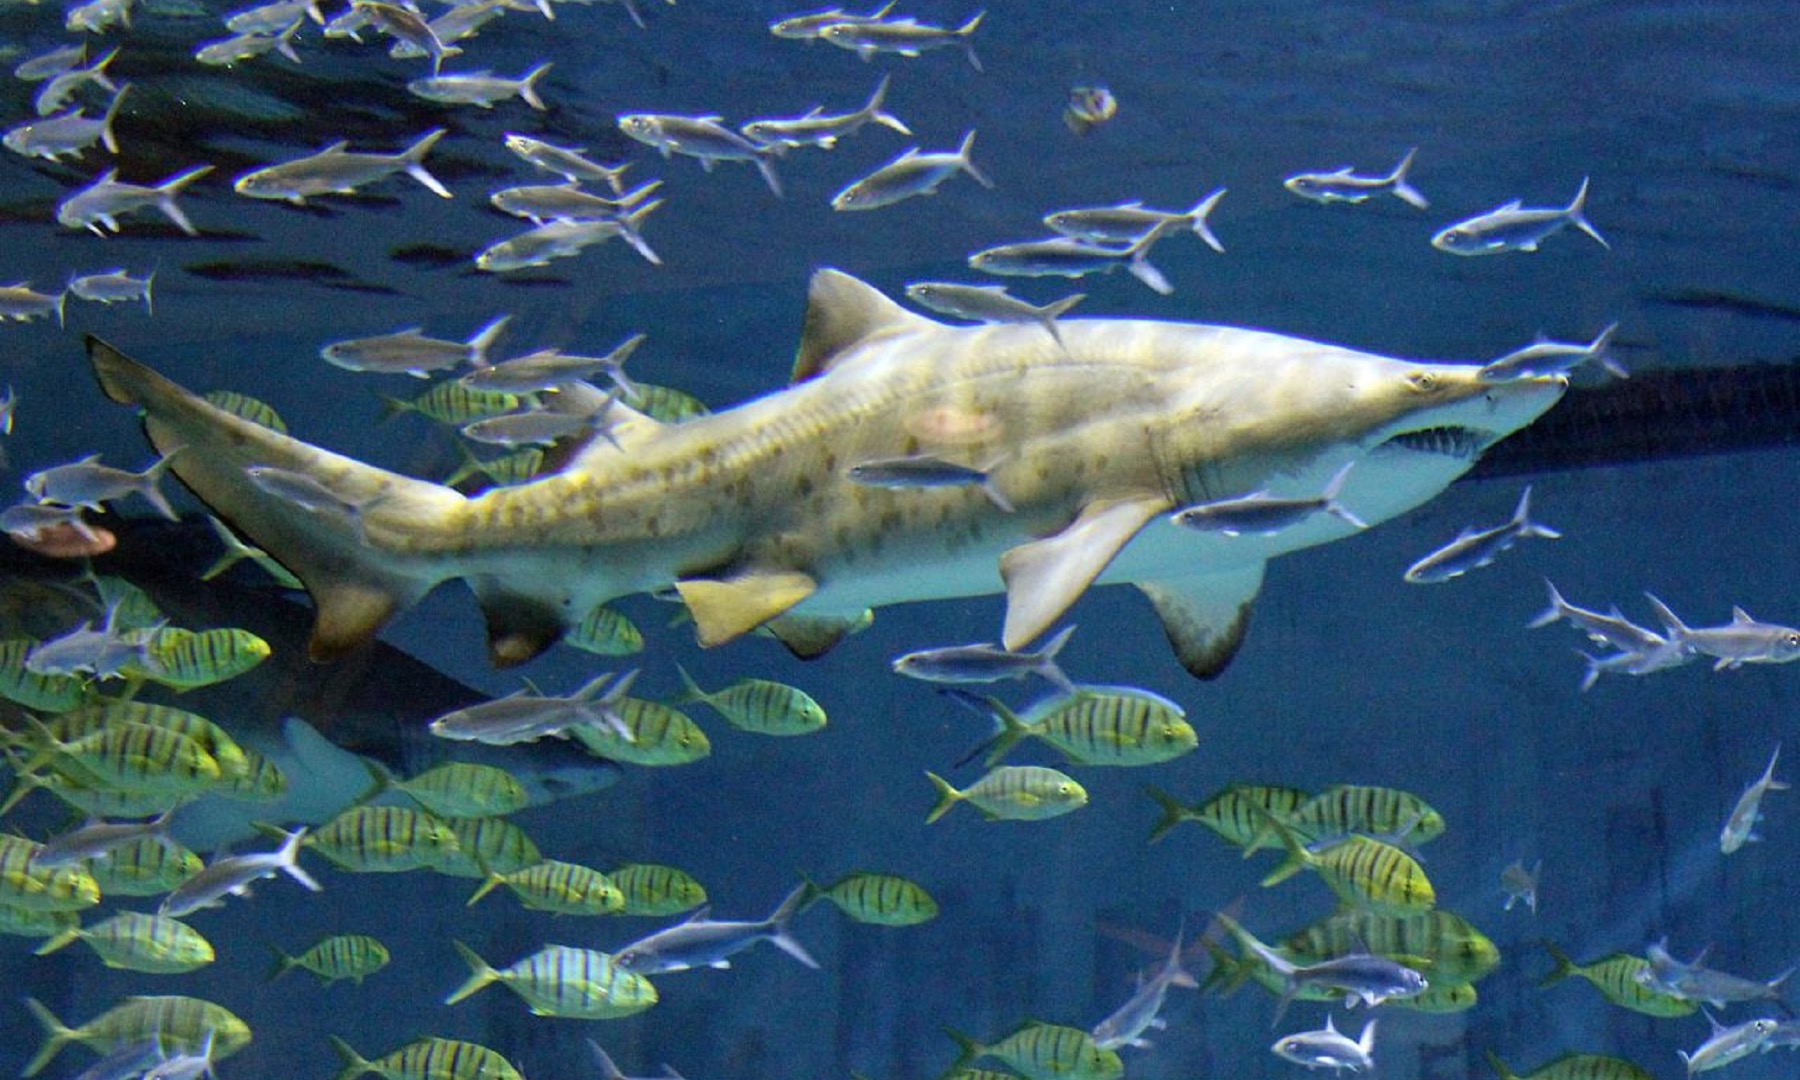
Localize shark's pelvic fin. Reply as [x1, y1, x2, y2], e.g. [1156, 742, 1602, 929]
[475, 586, 568, 668]
[999, 496, 1168, 651]
[790, 268, 933, 385]
[762, 609, 871, 659]
[676, 570, 818, 647]
[1135, 563, 1266, 680]
[87, 335, 459, 662]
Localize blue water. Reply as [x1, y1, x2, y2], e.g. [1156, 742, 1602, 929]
[3, 1, 1800, 1079]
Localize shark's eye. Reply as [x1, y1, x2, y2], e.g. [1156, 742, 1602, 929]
[1787, 632, 1800, 648]
[1408, 372, 1438, 392]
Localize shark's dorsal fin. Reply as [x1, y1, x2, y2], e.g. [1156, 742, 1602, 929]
[790, 269, 933, 385]
[676, 569, 817, 647]
[1135, 562, 1266, 680]
[998, 496, 1168, 651]
[762, 609, 871, 659]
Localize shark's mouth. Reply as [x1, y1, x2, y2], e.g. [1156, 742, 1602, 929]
[1378, 425, 1498, 460]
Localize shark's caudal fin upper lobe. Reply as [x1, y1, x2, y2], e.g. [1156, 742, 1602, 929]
[87, 335, 463, 661]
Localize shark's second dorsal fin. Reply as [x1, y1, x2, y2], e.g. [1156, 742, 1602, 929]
[790, 269, 932, 385]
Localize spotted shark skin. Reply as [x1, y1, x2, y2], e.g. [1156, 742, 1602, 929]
[87, 270, 1566, 679]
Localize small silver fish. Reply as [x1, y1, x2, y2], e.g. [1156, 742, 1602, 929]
[68, 267, 154, 314]
[0, 501, 97, 544]
[459, 401, 613, 446]
[769, 2, 895, 41]
[193, 20, 305, 66]
[818, 11, 984, 72]
[488, 178, 660, 225]
[459, 334, 643, 396]
[1479, 323, 1625, 381]
[351, 0, 462, 74]
[1680, 1015, 1778, 1076]
[1271, 1015, 1376, 1073]
[1499, 858, 1540, 914]
[224, 0, 324, 33]
[904, 282, 1083, 346]
[1042, 189, 1226, 253]
[1721, 744, 1787, 854]
[1284, 148, 1429, 209]
[33, 46, 118, 116]
[611, 883, 817, 974]
[830, 130, 991, 210]
[428, 670, 636, 744]
[739, 75, 910, 149]
[56, 164, 214, 236]
[618, 113, 783, 196]
[66, 0, 133, 33]
[1432, 177, 1608, 255]
[1528, 580, 1666, 655]
[1090, 925, 1198, 1051]
[33, 808, 178, 868]
[158, 825, 322, 917]
[1171, 461, 1366, 536]
[1640, 939, 1794, 1009]
[390, 0, 507, 56]
[891, 625, 1077, 695]
[23, 600, 159, 678]
[3, 84, 127, 161]
[25, 451, 179, 519]
[407, 63, 552, 110]
[968, 219, 1178, 294]
[474, 204, 661, 272]
[503, 133, 631, 191]
[586, 1041, 684, 1080]
[845, 453, 1012, 512]
[245, 464, 384, 538]
[321, 314, 511, 377]
[1643, 594, 1800, 671]
[1402, 485, 1560, 583]
[232, 129, 450, 204]
[13, 43, 86, 82]
[0, 283, 65, 324]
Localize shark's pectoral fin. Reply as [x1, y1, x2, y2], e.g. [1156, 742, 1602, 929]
[1136, 563, 1266, 680]
[999, 496, 1168, 651]
[676, 570, 818, 648]
[762, 609, 872, 659]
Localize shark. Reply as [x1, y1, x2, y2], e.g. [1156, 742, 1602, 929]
[86, 269, 1566, 680]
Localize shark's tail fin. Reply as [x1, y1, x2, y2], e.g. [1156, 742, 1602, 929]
[88, 336, 466, 661]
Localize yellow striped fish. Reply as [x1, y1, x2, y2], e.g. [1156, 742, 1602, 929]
[1538, 943, 1698, 1017]
[40, 701, 251, 783]
[444, 942, 658, 1019]
[0, 638, 86, 711]
[0, 834, 100, 911]
[0, 758, 185, 819]
[431, 815, 542, 879]
[34, 911, 215, 973]
[202, 389, 288, 433]
[23, 718, 223, 795]
[305, 806, 461, 873]
[569, 697, 711, 766]
[1243, 783, 1445, 855]
[442, 444, 544, 489]
[215, 746, 289, 802]
[970, 687, 1195, 767]
[608, 862, 707, 915]
[631, 381, 711, 423]
[926, 766, 1088, 823]
[1486, 1051, 1655, 1080]
[0, 905, 78, 939]
[382, 381, 523, 426]
[801, 871, 938, 925]
[379, 761, 529, 819]
[946, 1022, 1124, 1080]
[202, 515, 305, 589]
[1286, 909, 1500, 985]
[565, 603, 646, 656]
[24, 995, 251, 1077]
[131, 627, 271, 690]
[85, 833, 204, 896]
[1255, 809, 1436, 913]
[675, 666, 828, 736]
[271, 933, 391, 985]
[331, 1036, 524, 1080]
[1144, 783, 1310, 845]
[467, 858, 624, 914]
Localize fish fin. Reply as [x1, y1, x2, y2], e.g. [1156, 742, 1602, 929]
[762, 610, 869, 658]
[675, 570, 817, 648]
[790, 269, 935, 384]
[87, 336, 454, 661]
[473, 586, 566, 667]
[1135, 562, 1265, 680]
[998, 495, 1167, 651]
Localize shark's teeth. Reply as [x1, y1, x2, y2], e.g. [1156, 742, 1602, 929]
[1381, 426, 1494, 460]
